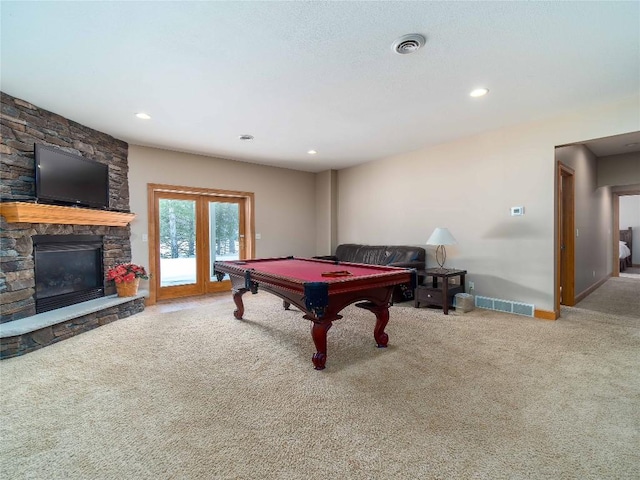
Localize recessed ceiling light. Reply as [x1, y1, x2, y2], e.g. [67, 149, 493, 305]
[135, 112, 151, 120]
[470, 88, 489, 98]
[307, 150, 317, 155]
[239, 134, 254, 141]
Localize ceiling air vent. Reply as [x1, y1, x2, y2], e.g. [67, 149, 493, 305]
[392, 34, 426, 55]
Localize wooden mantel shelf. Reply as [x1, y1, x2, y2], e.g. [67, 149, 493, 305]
[0, 202, 135, 227]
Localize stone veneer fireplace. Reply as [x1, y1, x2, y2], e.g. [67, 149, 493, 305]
[0, 92, 145, 358]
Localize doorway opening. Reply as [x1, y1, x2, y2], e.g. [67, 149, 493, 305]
[613, 191, 640, 277]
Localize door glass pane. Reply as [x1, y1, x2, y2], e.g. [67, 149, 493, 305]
[159, 199, 197, 287]
[210, 201, 240, 281]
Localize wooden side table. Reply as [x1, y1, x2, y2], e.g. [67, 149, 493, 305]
[414, 268, 467, 315]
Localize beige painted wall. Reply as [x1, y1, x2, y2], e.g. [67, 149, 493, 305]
[597, 152, 640, 187]
[127, 145, 317, 283]
[314, 170, 337, 256]
[337, 96, 639, 312]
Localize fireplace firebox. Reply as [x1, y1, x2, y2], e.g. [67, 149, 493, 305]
[33, 235, 105, 313]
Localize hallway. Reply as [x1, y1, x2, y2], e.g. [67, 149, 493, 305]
[574, 276, 640, 319]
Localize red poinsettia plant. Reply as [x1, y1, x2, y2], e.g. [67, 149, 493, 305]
[107, 263, 149, 284]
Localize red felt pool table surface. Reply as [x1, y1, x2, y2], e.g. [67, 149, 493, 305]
[214, 257, 416, 370]
[224, 257, 405, 283]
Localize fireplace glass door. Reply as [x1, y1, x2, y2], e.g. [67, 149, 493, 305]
[33, 235, 105, 313]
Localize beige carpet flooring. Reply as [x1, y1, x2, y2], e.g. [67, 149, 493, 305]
[575, 276, 640, 318]
[1, 289, 638, 479]
[619, 266, 640, 278]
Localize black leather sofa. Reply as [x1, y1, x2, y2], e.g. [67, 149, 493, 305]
[316, 244, 426, 302]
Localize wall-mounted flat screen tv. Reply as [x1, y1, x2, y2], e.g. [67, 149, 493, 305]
[35, 144, 109, 209]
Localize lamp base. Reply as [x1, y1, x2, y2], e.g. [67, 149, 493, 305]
[435, 245, 447, 269]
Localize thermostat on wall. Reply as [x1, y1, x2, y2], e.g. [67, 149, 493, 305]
[511, 206, 525, 216]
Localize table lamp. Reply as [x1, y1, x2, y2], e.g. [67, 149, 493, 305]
[426, 227, 457, 269]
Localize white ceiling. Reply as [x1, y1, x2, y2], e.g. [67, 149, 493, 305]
[1, 1, 639, 172]
[580, 131, 640, 157]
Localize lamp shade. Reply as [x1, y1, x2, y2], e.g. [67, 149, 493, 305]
[426, 227, 457, 246]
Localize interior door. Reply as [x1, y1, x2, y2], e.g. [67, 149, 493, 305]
[152, 190, 248, 301]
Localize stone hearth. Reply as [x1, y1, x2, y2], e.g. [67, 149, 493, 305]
[0, 292, 146, 359]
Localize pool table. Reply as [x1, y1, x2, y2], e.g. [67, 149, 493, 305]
[213, 257, 416, 370]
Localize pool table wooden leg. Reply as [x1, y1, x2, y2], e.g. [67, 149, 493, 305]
[232, 288, 248, 319]
[310, 320, 332, 370]
[357, 302, 390, 347]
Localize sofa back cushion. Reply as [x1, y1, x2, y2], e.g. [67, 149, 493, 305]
[335, 244, 424, 266]
[335, 244, 387, 265]
[355, 245, 387, 265]
[383, 246, 425, 265]
[334, 244, 360, 263]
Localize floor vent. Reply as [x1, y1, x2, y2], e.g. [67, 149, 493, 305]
[474, 296, 534, 317]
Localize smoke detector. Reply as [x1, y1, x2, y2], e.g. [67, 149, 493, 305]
[392, 34, 426, 55]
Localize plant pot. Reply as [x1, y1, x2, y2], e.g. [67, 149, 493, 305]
[116, 278, 140, 297]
